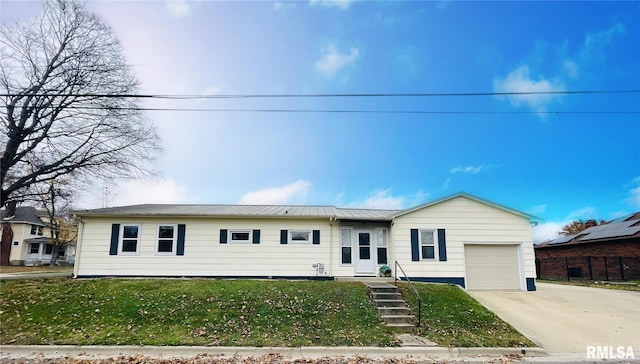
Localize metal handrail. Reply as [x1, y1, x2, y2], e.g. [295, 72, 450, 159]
[394, 260, 422, 328]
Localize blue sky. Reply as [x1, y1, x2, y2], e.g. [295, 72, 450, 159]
[2, 0, 639, 242]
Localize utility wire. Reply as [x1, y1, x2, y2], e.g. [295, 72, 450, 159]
[2, 89, 640, 99]
[28, 105, 640, 115]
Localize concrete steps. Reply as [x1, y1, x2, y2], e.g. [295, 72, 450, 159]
[365, 283, 415, 333]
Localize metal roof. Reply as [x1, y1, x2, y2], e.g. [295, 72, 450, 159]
[74, 204, 401, 220]
[72, 192, 533, 223]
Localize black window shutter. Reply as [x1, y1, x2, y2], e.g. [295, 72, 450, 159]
[312, 230, 320, 244]
[177, 224, 186, 255]
[438, 229, 447, 261]
[252, 230, 261, 244]
[410, 229, 419, 261]
[109, 224, 120, 255]
[280, 230, 288, 244]
[220, 229, 227, 244]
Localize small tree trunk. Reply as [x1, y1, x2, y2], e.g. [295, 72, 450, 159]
[1, 222, 13, 266]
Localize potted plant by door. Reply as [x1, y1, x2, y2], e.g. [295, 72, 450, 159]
[379, 265, 392, 277]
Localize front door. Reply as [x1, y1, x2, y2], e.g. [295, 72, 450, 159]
[355, 230, 375, 275]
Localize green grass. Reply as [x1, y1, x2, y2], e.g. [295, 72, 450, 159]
[538, 279, 640, 292]
[399, 283, 535, 347]
[0, 278, 396, 347]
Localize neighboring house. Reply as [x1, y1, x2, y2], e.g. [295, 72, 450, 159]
[73, 192, 538, 291]
[0, 205, 76, 266]
[535, 212, 640, 281]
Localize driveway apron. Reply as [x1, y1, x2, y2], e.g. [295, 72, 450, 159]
[467, 282, 640, 354]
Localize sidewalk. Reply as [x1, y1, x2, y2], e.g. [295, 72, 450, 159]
[1, 345, 627, 363]
[0, 271, 72, 280]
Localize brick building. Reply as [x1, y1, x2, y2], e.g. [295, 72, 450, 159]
[535, 212, 640, 281]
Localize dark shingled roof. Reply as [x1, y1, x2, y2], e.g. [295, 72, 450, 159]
[536, 212, 640, 249]
[0, 206, 45, 226]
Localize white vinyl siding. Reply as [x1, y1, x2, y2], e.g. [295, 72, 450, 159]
[392, 195, 535, 290]
[75, 217, 332, 277]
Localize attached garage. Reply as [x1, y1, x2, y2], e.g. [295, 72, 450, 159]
[464, 244, 522, 290]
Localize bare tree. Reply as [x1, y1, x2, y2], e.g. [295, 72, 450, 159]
[35, 179, 77, 266]
[0, 0, 161, 207]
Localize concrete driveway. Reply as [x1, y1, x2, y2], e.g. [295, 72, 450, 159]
[468, 282, 640, 354]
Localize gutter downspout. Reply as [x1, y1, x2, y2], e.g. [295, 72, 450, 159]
[72, 217, 84, 278]
[329, 216, 337, 277]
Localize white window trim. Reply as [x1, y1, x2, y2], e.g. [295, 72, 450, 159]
[119, 224, 141, 256]
[288, 230, 312, 244]
[340, 228, 353, 266]
[420, 229, 439, 260]
[155, 224, 178, 255]
[229, 229, 253, 244]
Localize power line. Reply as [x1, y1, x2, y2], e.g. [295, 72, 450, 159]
[2, 89, 640, 99]
[26, 105, 640, 115]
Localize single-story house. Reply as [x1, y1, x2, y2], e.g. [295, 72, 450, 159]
[1, 205, 76, 266]
[72, 192, 538, 290]
[535, 212, 640, 281]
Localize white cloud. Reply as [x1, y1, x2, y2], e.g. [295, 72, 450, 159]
[494, 65, 565, 113]
[563, 60, 578, 79]
[450, 165, 484, 174]
[315, 43, 359, 77]
[346, 189, 428, 210]
[626, 176, 640, 209]
[348, 189, 404, 210]
[529, 204, 547, 215]
[310, 0, 354, 10]
[566, 206, 598, 221]
[164, 0, 191, 18]
[201, 86, 221, 96]
[96, 178, 196, 207]
[532, 221, 566, 244]
[533, 206, 599, 243]
[274, 2, 297, 11]
[238, 180, 311, 205]
[583, 22, 625, 55]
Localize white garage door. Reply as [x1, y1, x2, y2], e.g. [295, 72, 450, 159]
[464, 244, 521, 290]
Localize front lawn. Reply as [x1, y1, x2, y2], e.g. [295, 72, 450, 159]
[0, 278, 395, 347]
[399, 283, 535, 347]
[1, 278, 536, 348]
[538, 279, 640, 292]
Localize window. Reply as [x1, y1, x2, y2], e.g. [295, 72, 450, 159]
[12, 241, 19, 246]
[340, 228, 352, 264]
[58, 245, 66, 257]
[120, 225, 140, 254]
[420, 229, 437, 260]
[44, 244, 53, 255]
[30, 225, 37, 235]
[289, 230, 311, 244]
[377, 229, 388, 264]
[29, 243, 39, 254]
[157, 225, 177, 254]
[37, 226, 43, 236]
[230, 230, 252, 243]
